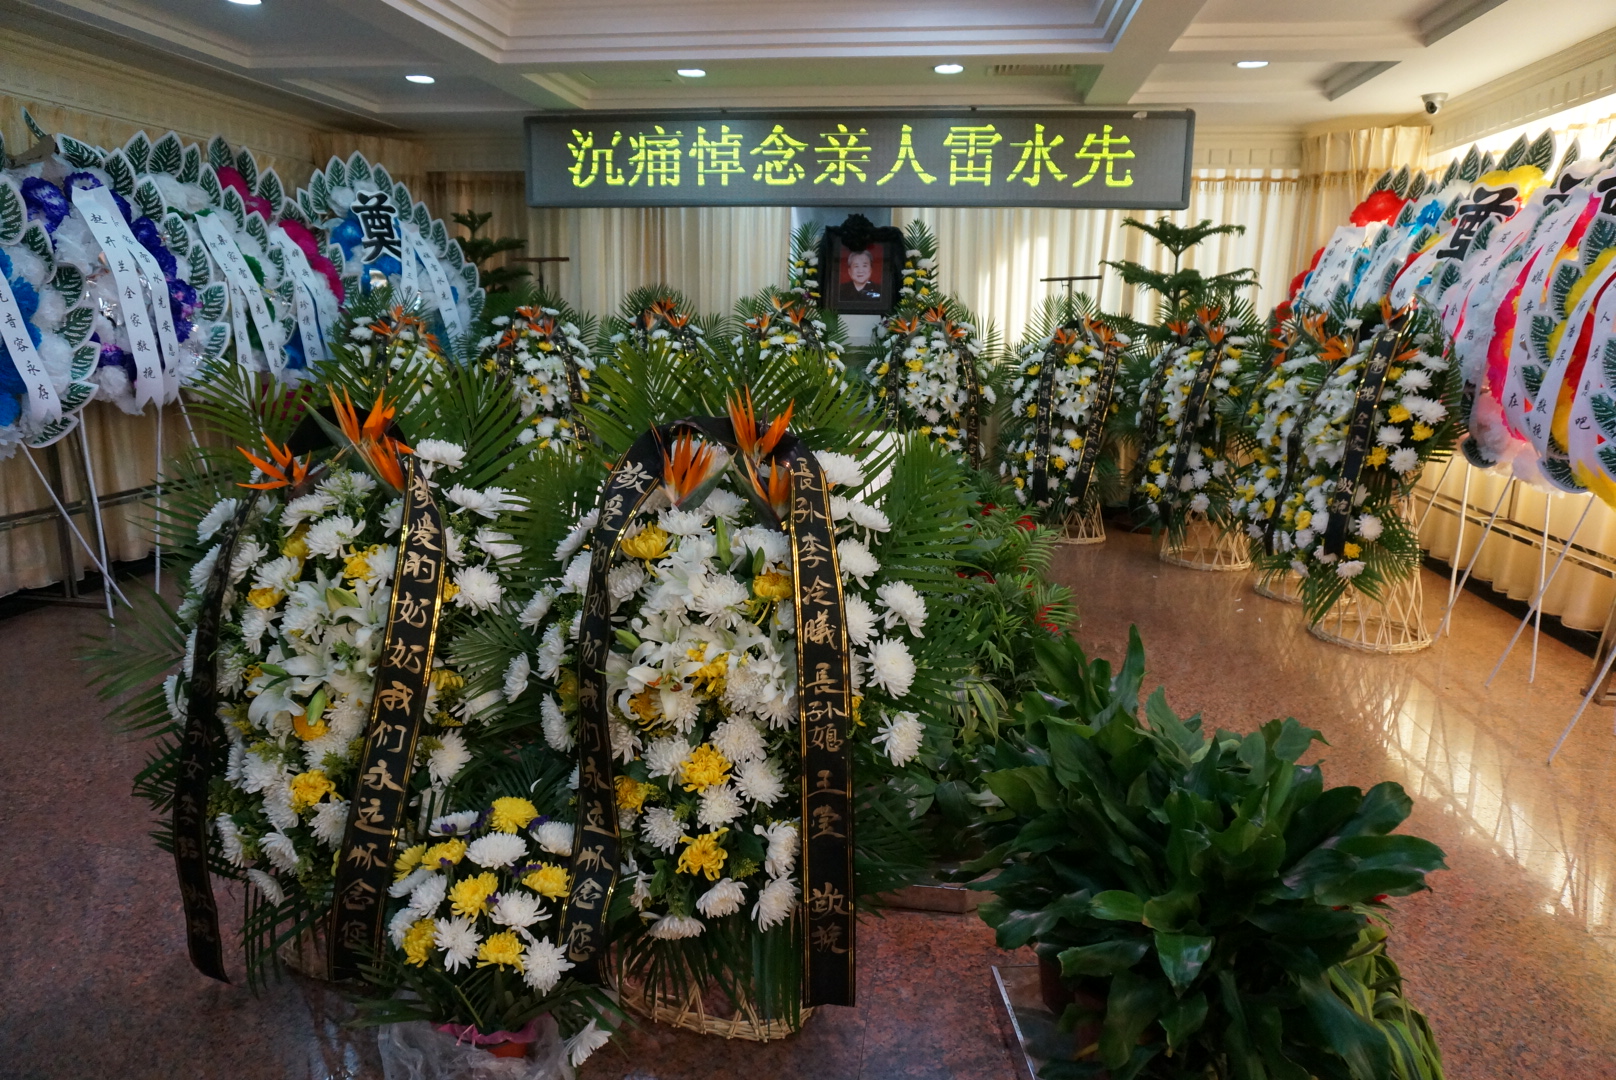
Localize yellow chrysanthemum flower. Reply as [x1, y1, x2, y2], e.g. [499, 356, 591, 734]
[524, 863, 571, 898]
[394, 843, 427, 881]
[281, 530, 309, 559]
[431, 669, 465, 693]
[622, 524, 670, 561]
[1343, 542, 1362, 558]
[403, 918, 436, 966]
[1367, 445, 1389, 466]
[615, 775, 653, 812]
[1387, 404, 1412, 424]
[1411, 422, 1433, 441]
[478, 930, 525, 970]
[289, 769, 336, 813]
[449, 872, 500, 918]
[680, 744, 732, 792]
[489, 796, 539, 833]
[677, 828, 730, 881]
[425, 839, 468, 867]
[752, 571, 792, 602]
[1295, 510, 1313, 530]
[247, 587, 284, 610]
[690, 655, 729, 697]
[440, 580, 461, 603]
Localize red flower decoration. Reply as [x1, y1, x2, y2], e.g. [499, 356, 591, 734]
[1349, 189, 1407, 227]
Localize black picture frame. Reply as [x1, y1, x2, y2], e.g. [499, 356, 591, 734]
[820, 215, 904, 316]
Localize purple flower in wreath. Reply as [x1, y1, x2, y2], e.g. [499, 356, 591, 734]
[96, 339, 134, 380]
[20, 177, 70, 233]
[131, 216, 179, 279]
[168, 277, 197, 343]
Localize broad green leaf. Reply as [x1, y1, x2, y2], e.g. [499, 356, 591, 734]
[1090, 890, 1145, 922]
[1143, 888, 1199, 932]
[1153, 931, 1213, 992]
[1099, 970, 1170, 1069]
[1145, 687, 1203, 758]
[1297, 973, 1391, 1079]
[1058, 938, 1149, 977]
[1159, 991, 1208, 1050]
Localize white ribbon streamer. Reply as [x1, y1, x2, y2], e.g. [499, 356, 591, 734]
[405, 222, 464, 344]
[195, 212, 284, 374]
[71, 185, 164, 409]
[0, 269, 60, 422]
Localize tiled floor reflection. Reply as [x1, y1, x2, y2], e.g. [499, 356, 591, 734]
[1058, 529, 1616, 1077]
[7, 536, 1616, 1078]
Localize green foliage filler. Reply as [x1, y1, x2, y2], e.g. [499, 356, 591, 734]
[968, 630, 1446, 1079]
[451, 209, 530, 293]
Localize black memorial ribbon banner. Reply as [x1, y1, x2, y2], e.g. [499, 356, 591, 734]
[1026, 334, 1065, 508]
[1066, 332, 1124, 512]
[1321, 308, 1413, 560]
[1162, 336, 1227, 510]
[960, 353, 983, 468]
[561, 417, 856, 1005]
[883, 351, 904, 428]
[174, 494, 259, 982]
[328, 461, 448, 982]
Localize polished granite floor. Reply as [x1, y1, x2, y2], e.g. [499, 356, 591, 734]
[4, 530, 1615, 1078]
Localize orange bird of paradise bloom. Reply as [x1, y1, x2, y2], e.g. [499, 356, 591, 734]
[659, 430, 726, 508]
[237, 434, 311, 491]
[330, 386, 413, 491]
[727, 389, 795, 518]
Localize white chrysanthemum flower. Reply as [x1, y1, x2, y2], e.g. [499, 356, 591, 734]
[1337, 560, 1366, 579]
[467, 832, 528, 869]
[519, 588, 555, 630]
[608, 563, 646, 604]
[735, 758, 785, 805]
[874, 710, 925, 766]
[847, 501, 891, 532]
[311, 799, 349, 847]
[524, 938, 574, 993]
[648, 914, 705, 940]
[389, 866, 433, 899]
[753, 875, 796, 931]
[413, 439, 467, 475]
[474, 527, 522, 563]
[445, 484, 522, 519]
[215, 815, 245, 866]
[866, 637, 916, 698]
[816, 451, 864, 488]
[410, 874, 447, 915]
[435, 916, 482, 972]
[535, 624, 568, 680]
[1189, 492, 1211, 513]
[304, 515, 360, 558]
[262, 830, 300, 873]
[661, 508, 710, 535]
[431, 810, 481, 836]
[197, 498, 239, 543]
[698, 783, 745, 828]
[428, 730, 472, 786]
[1376, 424, 1404, 446]
[875, 581, 927, 637]
[533, 820, 574, 856]
[659, 683, 701, 732]
[1389, 447, 1420, 473]
[838, 538, 880, 584]
[641, 807, 686, 853]
[1404, 395, 1446, 423]
[759, 820, 798, 878]
[381, 499, 404, 537]
[696, 877, 747, 919]
[694, 575, 750, 619]
[247, 869, 285, 905]
[1356, 513, 1383, 541]
[844, 594, 877, 646]
[541, 694, 574, 751]
[491, 890, 547, 929]
[565, 1019, 611, 1068]
[189, 545, 221, 592]
[503, 652, 531, 701]
[712, 717, 766, 763]
[645, 736, 691, 779]
[701, 488, 745, 520]
[560, 552, 591, 594]
[554, 510, 600, 563]
[452, 565, 504, 612]
[388, 905, 420, 948]
[282, 493, 335, 531]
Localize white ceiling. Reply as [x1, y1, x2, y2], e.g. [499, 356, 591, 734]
[7, 0, 1616, 134]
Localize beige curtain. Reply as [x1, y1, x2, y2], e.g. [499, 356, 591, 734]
[1417, 462, 1616, 632]
[896, 168, 1302, 347]
[0, 404, 188, 597]
[1292, 126, 1430, 272]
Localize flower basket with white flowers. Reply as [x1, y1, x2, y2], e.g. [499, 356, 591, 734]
[477, 288, 597, 452]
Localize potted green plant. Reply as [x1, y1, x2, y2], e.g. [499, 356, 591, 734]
[968, 629, 1446, 1079]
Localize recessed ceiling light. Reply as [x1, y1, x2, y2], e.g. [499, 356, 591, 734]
[934, 63, 965, 75]
[677, 68, 707, 78]
[226, 0, 262, 5]
[1235, 60, 1269, 69]
[405, 74, 436, 84]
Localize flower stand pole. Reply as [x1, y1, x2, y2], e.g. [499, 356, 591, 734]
[1308, 570, 1431, 654]
[1058, 502, 1106, 546]
[1159, 513, 1250, 571]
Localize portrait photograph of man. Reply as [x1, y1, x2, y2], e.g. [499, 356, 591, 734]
[823, 234, 898, 315]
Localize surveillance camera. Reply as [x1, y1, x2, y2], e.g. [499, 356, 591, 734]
[1422, 92, 1448, 115]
